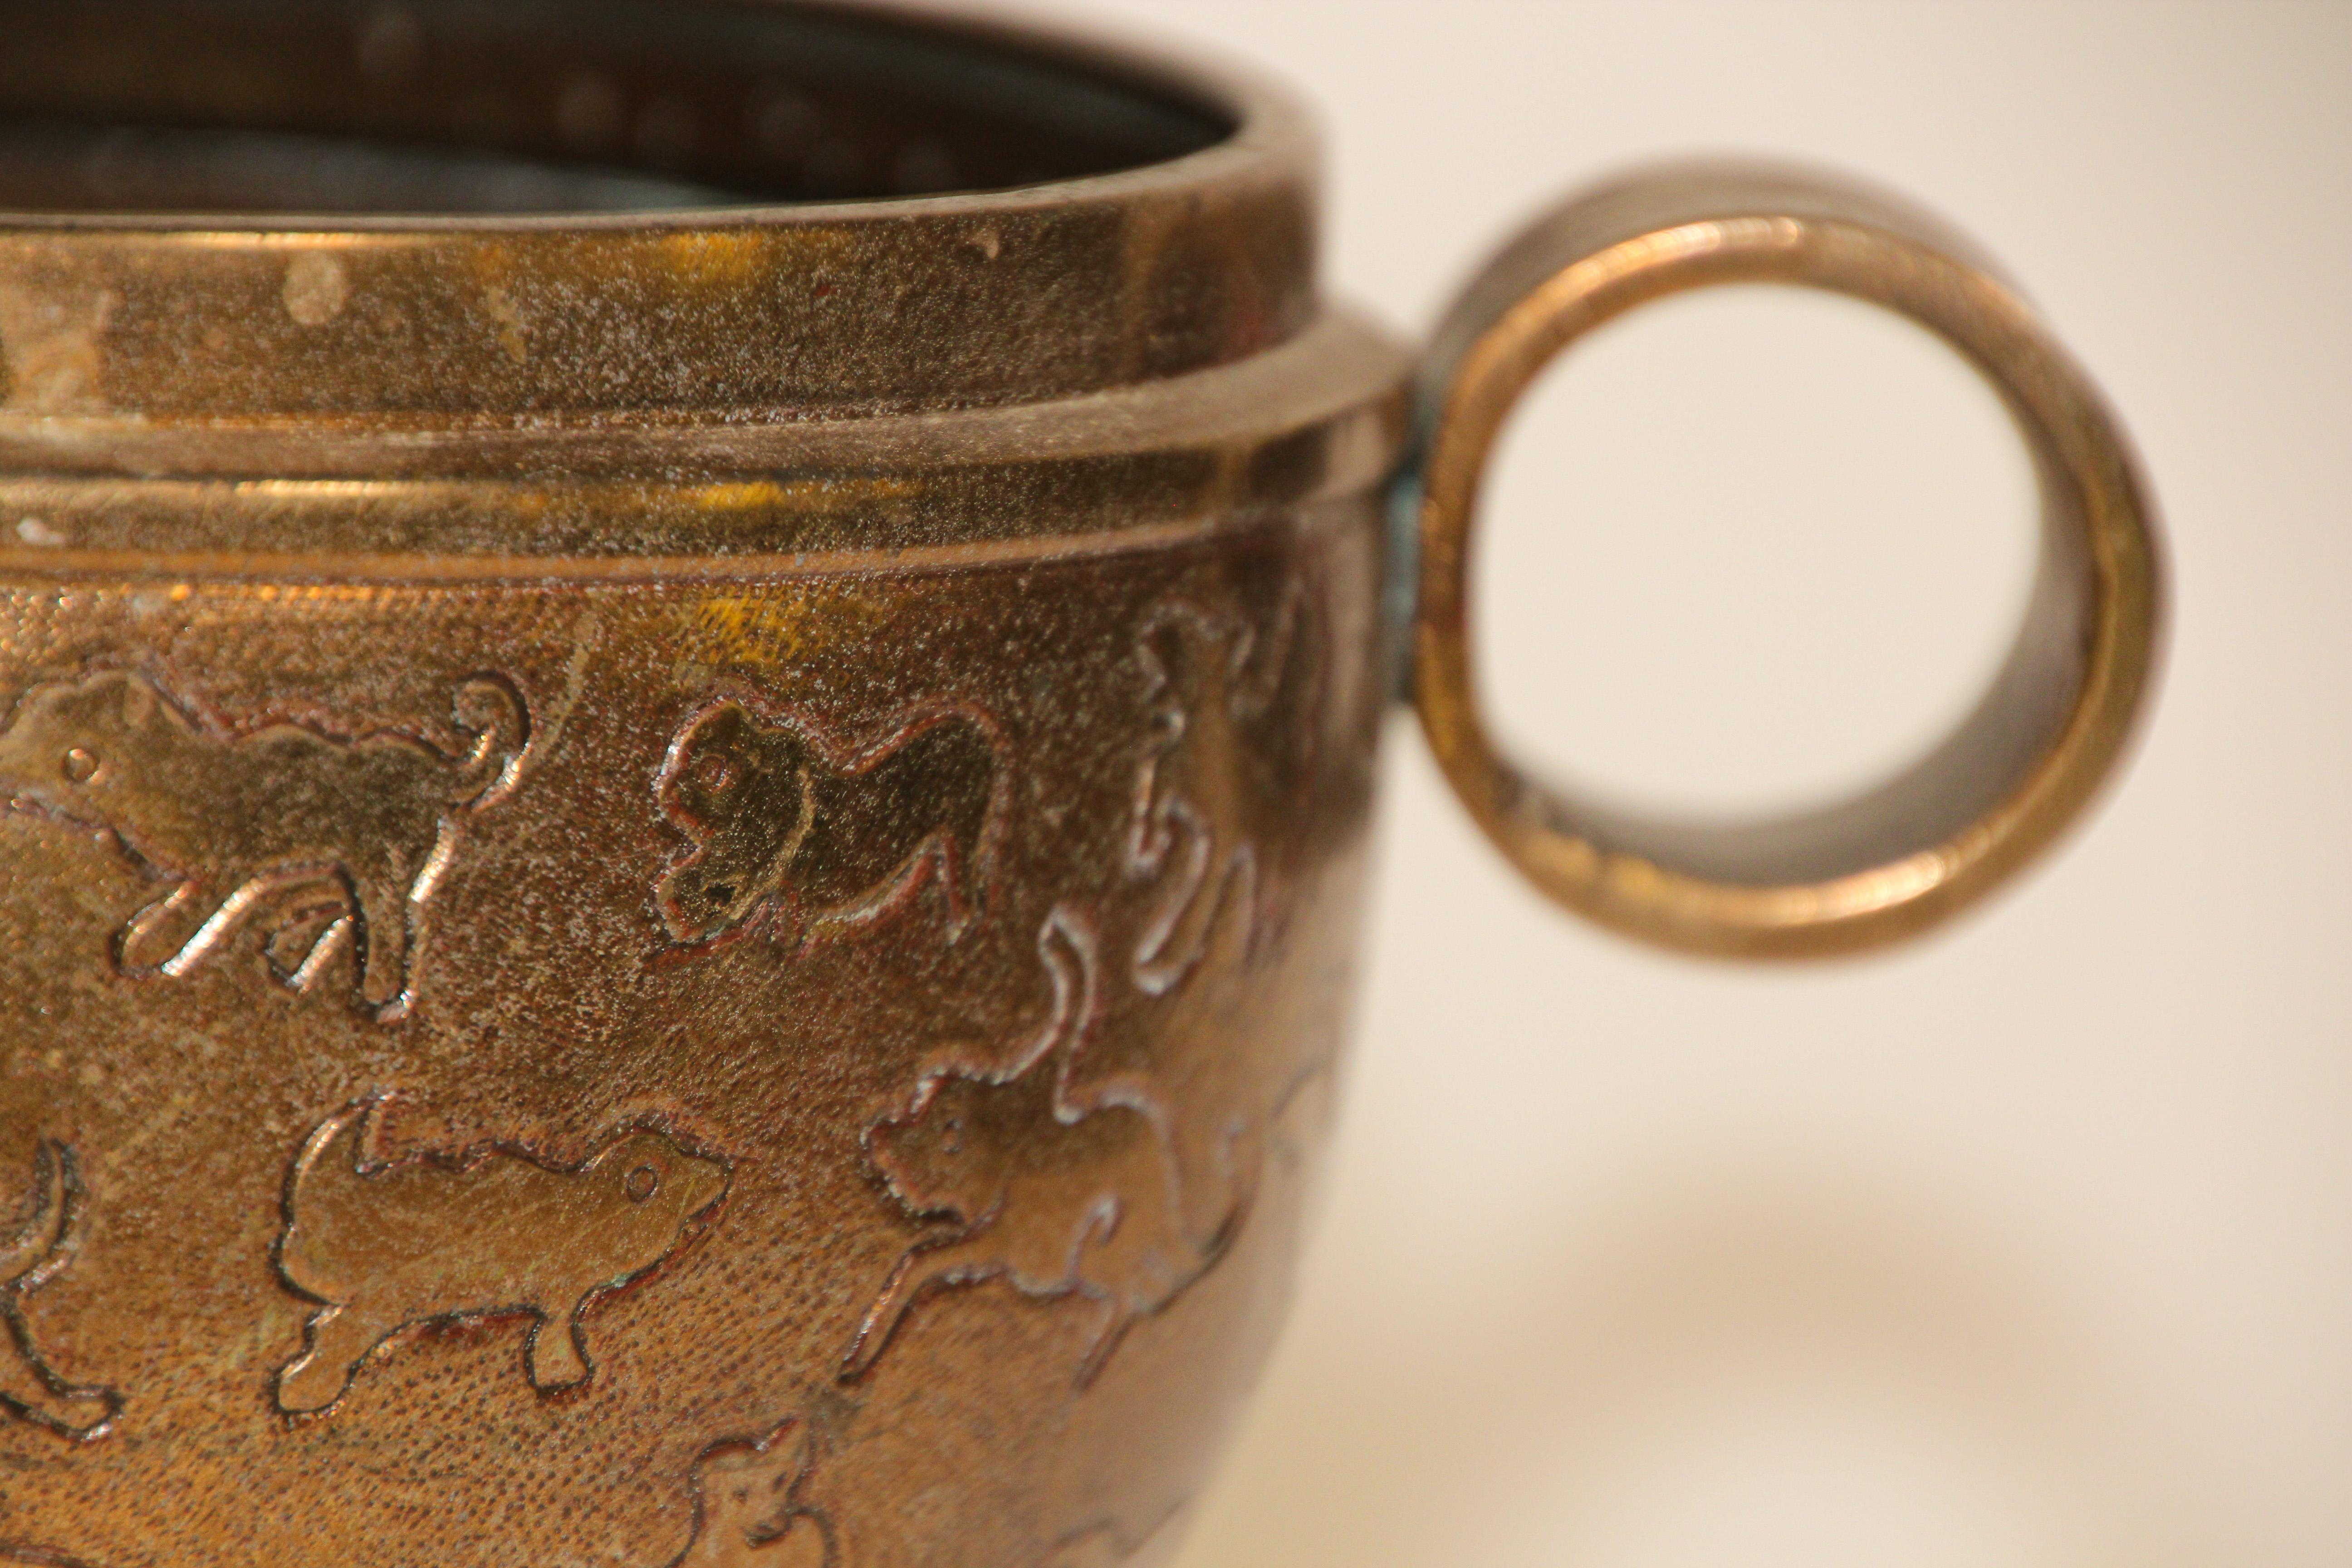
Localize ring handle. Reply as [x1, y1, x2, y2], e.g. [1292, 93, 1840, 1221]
[1408, 162, 2163, 958]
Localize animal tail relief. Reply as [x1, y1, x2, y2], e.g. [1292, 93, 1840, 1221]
[448, 676, 530, 808]
[0, 1144, 74, 1289]
[279, 1106, 372, 1244]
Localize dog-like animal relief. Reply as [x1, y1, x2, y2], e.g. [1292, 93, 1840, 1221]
[0, 670, 529, 1021]
[0, 1142, 121, 1441]
[274, 1105, 729, 1416]
[656, 696, 1000, 951]
[845, 917, 1230, 1389]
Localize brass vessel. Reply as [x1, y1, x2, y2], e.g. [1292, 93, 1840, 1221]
[0, 3, 2159, 1564]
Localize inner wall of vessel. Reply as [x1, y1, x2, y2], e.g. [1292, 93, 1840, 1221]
[0, 0, 1238, 215]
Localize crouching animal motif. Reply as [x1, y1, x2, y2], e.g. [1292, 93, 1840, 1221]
[0, 670, 529, 1022]
[668, 1417, 832, 1568]
[0, 1142, 121, 1440]
[274, 1104, 729, 1415]
[656, 696, 1001, 951]
[844, 916, 1234, 1389]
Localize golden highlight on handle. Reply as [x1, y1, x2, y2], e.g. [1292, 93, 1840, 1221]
[1409, 162, 2164, 958]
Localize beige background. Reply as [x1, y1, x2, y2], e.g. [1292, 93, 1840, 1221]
[1027, 2, 2345, 1564]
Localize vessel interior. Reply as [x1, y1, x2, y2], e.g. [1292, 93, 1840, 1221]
[0, 0, 1236, 215]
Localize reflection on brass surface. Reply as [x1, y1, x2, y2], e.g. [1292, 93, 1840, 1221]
[274, 1103, 730, 1415]
[0, 0, 2156, 1562]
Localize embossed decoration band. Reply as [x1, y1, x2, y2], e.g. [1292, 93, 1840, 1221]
[0, 2, 2160, 1565]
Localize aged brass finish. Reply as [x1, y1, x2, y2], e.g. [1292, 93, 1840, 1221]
[1411, 165, 2163, 957]
[0, 4, 2158, 1565]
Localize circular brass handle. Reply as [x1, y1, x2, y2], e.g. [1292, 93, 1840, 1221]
[1409, 162, 2164, 958]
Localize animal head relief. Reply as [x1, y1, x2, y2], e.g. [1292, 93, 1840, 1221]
[655, 696, 1002, 951]
[0, 1141, 122, 1441]
[273, 1104, 729, 1417]
[0, 669, 530, 1022]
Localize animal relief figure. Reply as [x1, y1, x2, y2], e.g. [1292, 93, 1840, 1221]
[1125, 588, 1318, 996]
[656, 695, 1003, 952]
[0, 1142, 121, 1441]
[0, 669, 529, 1022]
[666, 1417, 832, 1568]
[844, 914, 1230, 1389]
[274, 1103, 729, 1416]
[843, 586, 1317, 1392]
[1055, 587, 1325, 1251]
